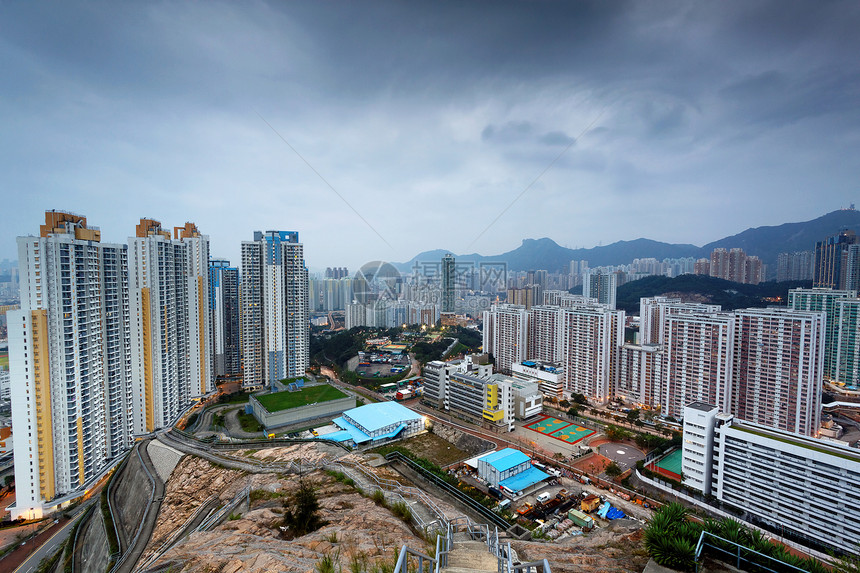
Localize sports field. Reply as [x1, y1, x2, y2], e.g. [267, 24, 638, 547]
[525, 415, 595, 444]
[256, 384, 347, 413]
[0, 350, 7, 369]
[648, 448, 683, 481]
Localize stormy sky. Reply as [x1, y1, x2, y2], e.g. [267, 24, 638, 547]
[2, 1, 858, 272]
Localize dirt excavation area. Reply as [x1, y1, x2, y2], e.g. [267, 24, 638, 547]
[141, 442, 650, 573]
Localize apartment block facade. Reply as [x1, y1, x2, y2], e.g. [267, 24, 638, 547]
[731, 307, 824, 436]
[128, 219, 211, 434]
[483, 304, 529, 374]
[241, 231, 309, 389]
[10, 212, 133, 519]
[209, 259, 240, 377]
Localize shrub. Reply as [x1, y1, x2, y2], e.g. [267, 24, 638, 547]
[282, 478, 327, 538]
[390, 501, 412, 523]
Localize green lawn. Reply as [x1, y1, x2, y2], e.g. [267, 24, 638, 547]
[0, 351, 7, 369]
[256, 384, 348, 413]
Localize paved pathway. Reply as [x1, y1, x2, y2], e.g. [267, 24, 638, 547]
[148, 440, 184, 482]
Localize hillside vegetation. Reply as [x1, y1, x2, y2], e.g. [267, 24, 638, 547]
[616, 275, 812, 314]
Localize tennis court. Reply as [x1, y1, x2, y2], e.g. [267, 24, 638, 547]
[525, 415, 595, 444]
[648, 448, 683, 481]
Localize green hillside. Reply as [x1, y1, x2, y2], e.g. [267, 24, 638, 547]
[616, 275, 813, 314]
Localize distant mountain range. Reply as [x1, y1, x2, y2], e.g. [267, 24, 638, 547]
[395, 209, 860, 274]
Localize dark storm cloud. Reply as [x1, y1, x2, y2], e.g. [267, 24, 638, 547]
[0, 1, 859, 270]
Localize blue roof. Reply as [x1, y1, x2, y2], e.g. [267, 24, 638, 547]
[479, 448, 531, 472]
[343, 401, 421, 433]
[321, 430, 355, 443]
[499, 466, 550, 493]
[326, 416, 407, 444]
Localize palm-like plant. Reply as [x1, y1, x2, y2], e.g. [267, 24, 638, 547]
[647, 535, 697, 571]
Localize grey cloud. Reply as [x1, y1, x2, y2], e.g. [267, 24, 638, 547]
[539, 131, 576, 146]
[481, 121, 535, 143]
[1, 1, 859, 270]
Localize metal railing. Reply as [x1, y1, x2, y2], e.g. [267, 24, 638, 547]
[694, 531, 808, 573]
[395, 516, 552, 573]
[327, 458, 449, 531]
[383, 451, 511, 530]
[394, 545, 437, 573]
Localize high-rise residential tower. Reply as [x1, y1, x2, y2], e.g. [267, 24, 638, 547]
[582, 270, 617, 309]
[559, 302, 624, 403]
[128, 219, 211, 434]
[209, 259, 240, 377]
[787, 288, 856, 382]
[814, 229, 858, 289]
[528, 305, 563, 362]
[662, 312, 735, 420]
[9, 211, 133, 519]
[241, 231, 309, 389]
[441, 253, 455, 313]
[732, 307, 824, 436]
[482, 304, 529, 374]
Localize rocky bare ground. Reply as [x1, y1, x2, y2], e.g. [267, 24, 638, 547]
[141, 443, 649, 573]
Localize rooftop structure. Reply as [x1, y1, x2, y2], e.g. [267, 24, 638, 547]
[476, 448, 550, 497]
[326, 401, 424, 446]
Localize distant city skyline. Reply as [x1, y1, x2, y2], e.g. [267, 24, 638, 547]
[2, 2, 859, 271]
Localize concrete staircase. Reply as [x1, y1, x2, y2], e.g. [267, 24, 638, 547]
[442, 539, 500, 573]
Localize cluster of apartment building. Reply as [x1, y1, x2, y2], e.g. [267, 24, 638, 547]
[7, 211, 309, 519]
[345, 299, 440, 329]
[483, 294, 625, 405]
[482, 290, 829, 438]
[622, 296, 825, 436]
[692, 247, 765, 284]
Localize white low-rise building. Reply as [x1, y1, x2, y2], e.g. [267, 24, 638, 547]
[681, 402, 719, 495]
[512, 360, 564, 400]
[682, 405, 860, 554]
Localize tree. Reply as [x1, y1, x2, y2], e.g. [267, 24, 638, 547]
[605, 462, 623, 478]
[559, 399, 571, 408]
[572, 393, 588, 405]
[605, 424, 630, 441]
[567, 406, 579, 418]
[282, 478, 327, 538]
[626, 409, 641, 424]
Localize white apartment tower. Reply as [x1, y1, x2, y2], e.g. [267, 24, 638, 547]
[559, 302, 624, 403]
[663, 312, 735, 420]
[639, 296, 721, 345]
[9, 212, 133, 519]
[528, 305, 563, 362]
[241, 231, 309, 389]
[618, 343, 664, 408]
[483, 304, 529, 374]
[128, 219, 211, 434]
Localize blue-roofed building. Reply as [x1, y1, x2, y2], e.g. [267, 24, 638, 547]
[477, 448, 550, 498]
[323, 401, 425, 447]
